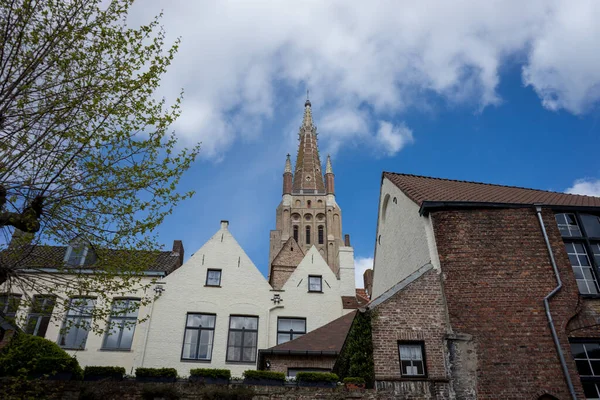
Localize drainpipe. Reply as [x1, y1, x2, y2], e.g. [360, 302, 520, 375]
[535, 205, 577, 400]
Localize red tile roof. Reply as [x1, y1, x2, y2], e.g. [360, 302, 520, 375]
[265, 311, 356, 353]
[384, 172, 600, 208]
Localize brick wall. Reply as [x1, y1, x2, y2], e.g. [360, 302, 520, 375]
[431, 207, 587, 399]
[266, 354, 336, 375]
[371, 268, 449, 383]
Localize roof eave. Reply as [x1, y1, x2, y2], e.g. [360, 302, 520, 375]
[419, 201, 600, 216]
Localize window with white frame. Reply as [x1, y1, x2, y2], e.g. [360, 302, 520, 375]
[308, 275, 322, 292]
[65, 242, 88, 266]
[398, 342, 426, 377]
[103, 299, 139, 350]
[25, 295, 55, 337]
[570, 340, 600, 399]
[206, 269, 222, 286]
[182, 313, 215, 360]
[277, 317, 306, 344]
[556, 212, 600, 295]
[0, 293, 21, 322]
[226, 316, 258, 363]
[59, 297, 95, 349]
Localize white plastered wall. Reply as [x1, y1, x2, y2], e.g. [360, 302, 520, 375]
[371, 177, 440, 298]
[141, 222, 274, 377]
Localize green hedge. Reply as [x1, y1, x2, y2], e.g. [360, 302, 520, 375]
[135, 367, 178, 378]
[0, 333, 82, 379]
[84, 366, 126, 377]
[334, 311, 374, 388]
[189, 368, 231, 379]
[295, 372, 339, 383]
[242, 370, 285, 381]
[343, 377, 365, 384]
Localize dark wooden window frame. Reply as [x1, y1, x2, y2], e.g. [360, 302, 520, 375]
[308, 275, 322, 292]
[398, 341, 427, 378]
[102, 298, 140, 351]
[205, 269, 222, 287]
[276, 317, 307, 345]
[181, 312, 216, 361]
[226, 315, 259, 364]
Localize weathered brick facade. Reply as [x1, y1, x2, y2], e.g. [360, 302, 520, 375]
[267, 354, 336, 375]
[431, 207, 600, 399]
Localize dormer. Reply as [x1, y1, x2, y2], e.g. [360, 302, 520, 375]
[64, 237, 95, 267]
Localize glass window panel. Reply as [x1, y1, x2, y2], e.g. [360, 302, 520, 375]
[415, 361, 424, 375]
[571, 343, 586, 358]
[591, 360, 600, 376]
[227, 346, 240, 361]
[207, 270, 221, 285]
[309, 276, 322, 291]
[569, 255, 580, 266]
[578, 280, 591, 294]
[582, 214, 600, 238]
[278, 319, 291, 331]
[119, 324, 135, 349]
[587, 343, 600, 359]
[579, 255, 591, 266]
[292, 319, 306, 332]
[277, 333, 289, 344]
[103, 323, 121, 349]
[583, 268, 595, 280]
[230, 317, 244, 329]
[245, 317, 258, 330]
[576, 359, 593, 376]
[573, 267, 585, 279]
[36, 317, 50, 338]
[565, 242, 575, 253]
[583, 382, 600, 398]
[400, 361, 412, 375]
[229, 331, 242, 346]
[574, 243, 586, 253]
[243, 331, 257, 347]
[25, 317, 39, 335]
[292, 333, 303, 340]
[243, 347, 255, 362]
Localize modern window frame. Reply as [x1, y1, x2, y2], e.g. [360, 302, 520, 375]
[276, 317, 307, 345]
[226, 315, 259, 364]
[205, 269, 222, 287]
[0, 293, 22, 321]
[308, 275, 322, 292]
[398, 341, 427, 378]
[555, 211, 600, 296]
[570, 338, 600, 398]
[59, 297, 96, 350]
[102, 298, 140, 351]
[181, 312, 216, 361]
[25, 295, 56, 337]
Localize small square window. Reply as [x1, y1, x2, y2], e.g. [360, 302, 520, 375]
[308, 275, 322, 292]
[398, 342, 426, 377]
[206, 269, 221, 286]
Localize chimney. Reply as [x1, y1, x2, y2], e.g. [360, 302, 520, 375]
[363, 269, 373, 298]
[344, 234, 351, 247]
[172, 240, 184, 268]
[221, 220, 229, 230]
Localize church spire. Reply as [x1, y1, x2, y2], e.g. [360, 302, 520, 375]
[325, 154, 333, 174]
[282, 154, 292, 195]
[325, 155, 335, 195]
[284, 153, 292, 174]
[292, 98, 325, 193]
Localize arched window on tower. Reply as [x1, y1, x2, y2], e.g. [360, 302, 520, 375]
[293, 226, 299, 243]
[306, 226, 311, 245]
[307, 200, 311, 208]
[318, 225, 324, 244]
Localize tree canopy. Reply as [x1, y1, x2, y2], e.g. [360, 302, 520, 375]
[0, 0, 199, 330]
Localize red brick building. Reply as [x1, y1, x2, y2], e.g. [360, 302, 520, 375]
[367, 172, 600, 399]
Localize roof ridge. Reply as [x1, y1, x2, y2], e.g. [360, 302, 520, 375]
[383, 171, 597, 199]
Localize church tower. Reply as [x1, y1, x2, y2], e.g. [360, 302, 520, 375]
[268, 99, 344, 289]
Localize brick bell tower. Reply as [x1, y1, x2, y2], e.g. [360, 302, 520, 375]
[268, 98, 344, 289]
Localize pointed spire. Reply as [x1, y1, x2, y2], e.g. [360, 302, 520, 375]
[302, 97, 313, 128]
[292, 98, 325, 193]
[325, 155, 333, 174]
[284, 154, 292, 174]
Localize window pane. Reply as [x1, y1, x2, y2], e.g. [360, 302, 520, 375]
[571, 343, 586, 359]
[197, 330, 213, 360]
[36, 316, 50, 338]
[243, 347, 255, 362]
[119, 323, 135, 349]
[25, 317, 39, 335]
[277, 333, 289, 344]
[62, 320, 89, 349]
[188, 314, 215, 328]
[587, 343, 600, 359]
[292, 319, 306, 332]
[103, 322, 121, 349]
[229, 331, 242, 346]
[243, 331, 257, 347]
[207, 270, 221, 285]
[227, 346, 241, 361]
[278, 319, 291, 331]
[309, 276, 321, 291]
[576, 359, 593, 375]
[583, 382, 600, 398]
[581, 214, 600, 238]
[182, 329, 199, 359]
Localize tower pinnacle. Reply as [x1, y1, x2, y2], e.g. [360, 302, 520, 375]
[284, 154, 292, 174]
[293, 100, 325, 193]
[326, 155, 333, 174]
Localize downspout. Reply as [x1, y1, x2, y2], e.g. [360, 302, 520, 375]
[535, 205, 577, 400]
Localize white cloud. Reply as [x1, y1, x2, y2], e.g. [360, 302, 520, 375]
[128, 0, 600, 159]
[566, 179, 600, 197]
[355, 256, 373, 289]
[375, 121, 414, 157]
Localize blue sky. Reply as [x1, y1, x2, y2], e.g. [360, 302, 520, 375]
[127, 1, 600, 286]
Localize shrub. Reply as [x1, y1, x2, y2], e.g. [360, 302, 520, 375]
[334, 311, 375, 388]
[242, 370, 285, 381]
[135, 367, 178, 378]
[84, 366, 126, 377]
[295, 372, 339, 383]
[343, 377, 365, 384]
[141, 384, 180, 400]
[0, 333, 83, 379]
[189, 368, 231, 379]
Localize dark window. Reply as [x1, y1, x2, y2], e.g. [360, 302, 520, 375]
[399, 342, 426, 377]
[103, 299, 139, 350]
[182, 313, 215, 360]
[318, 225, 324, 244]
[556, 212, 600, 295]
[0, 293, 21, 322]
[206, 269, 222, 286]
[226, 316, 258, 363]
[25, 295, 55, 337]
[293, 225, 299, 242]
[59, 297, 95, 349]
[308, 275, 322, 292]
[277, 318, 306, 344]
[571, 340, 600, 398]
[306, 226, 311, 245]
[307, 200, 311, 208]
